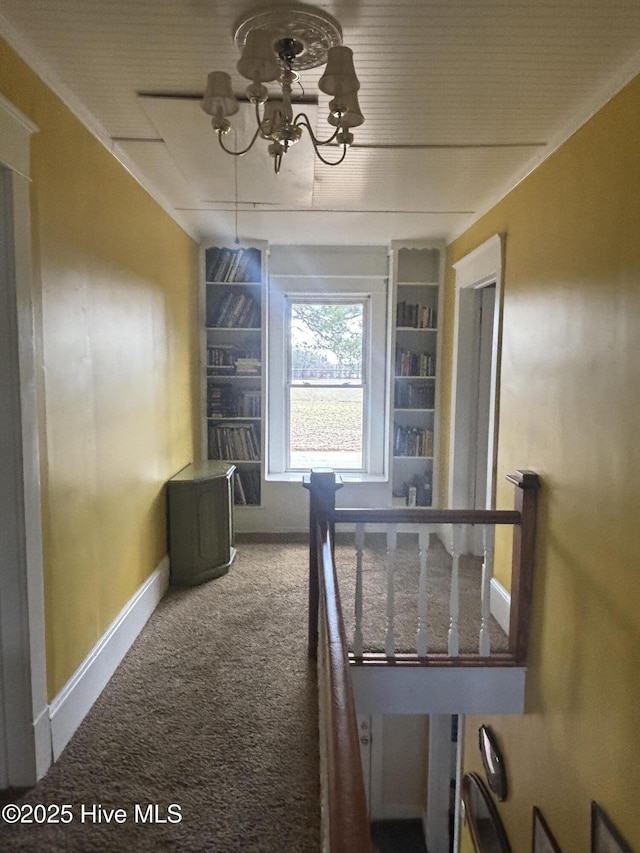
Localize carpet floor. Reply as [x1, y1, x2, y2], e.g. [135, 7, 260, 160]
[1, 542, 321, 852]
[0, 536, 504, 852]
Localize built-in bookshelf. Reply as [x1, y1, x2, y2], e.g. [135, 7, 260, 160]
[390, 242, 444, 507]
[204, 244, 265, 507]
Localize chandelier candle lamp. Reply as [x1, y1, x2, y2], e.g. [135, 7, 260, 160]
[201, 5, 364, 174]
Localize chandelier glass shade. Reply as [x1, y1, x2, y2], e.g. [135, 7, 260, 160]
[200, 6, 363, 174]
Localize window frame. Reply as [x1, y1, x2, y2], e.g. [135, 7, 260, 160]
[266, 274, 389, 480]
[286, 296, 369, 472]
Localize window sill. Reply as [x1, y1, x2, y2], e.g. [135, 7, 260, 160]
[265, 472, 389, 484]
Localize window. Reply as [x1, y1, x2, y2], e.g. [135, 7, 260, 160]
[267, 247, 389, 480]
[288, 299, 366, 470]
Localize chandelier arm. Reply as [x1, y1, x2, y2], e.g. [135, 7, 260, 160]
[293, 112, 342, 146]
[217, 124, 262, 157]
[305, 132, 349, 168]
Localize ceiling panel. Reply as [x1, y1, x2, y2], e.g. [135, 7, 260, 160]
[2, 0, 640, 243]
[311, 144, 545, 211]
[139, 96, 318, 207]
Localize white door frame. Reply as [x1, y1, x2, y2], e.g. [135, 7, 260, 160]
[448, 235, 504, 541]
[424, 714, 455, 852]
[0, 94, 52, 788]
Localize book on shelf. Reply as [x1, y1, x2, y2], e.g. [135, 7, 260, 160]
[208, 422, 260, 461]
[395, 347, 436, 377]
[394, 471, 433, 507]
[234, 357, 261, 376]
[206, 247, 261, 283]
[233, 469, 261, 506]
[207, 384, 261, 418]
[393, 423, 434, 457]
[207, 344, 238, 372]
[207, 346, 261, 375]
[207, 289, 261, 328]
[396, 301, 437, 329]
[394, 380, 435, 409]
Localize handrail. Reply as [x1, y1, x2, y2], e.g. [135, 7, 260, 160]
[316, 519, 372, 853]
[302, 468, 539, 851]
[333, 508, 520, 525]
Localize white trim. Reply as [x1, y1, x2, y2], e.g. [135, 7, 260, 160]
[449, 235, 504, 524]
[32, 706, 52, 781]
[0, 12, 199, 242]
[452, 234, 503, 290]
[0, 98, 51, 788]
[449, 44, 640, 242]
[49, 557, 169, 760]
[352, 665, 526, 715]
[267, 265, 389, 478]
[490, 578, 511, 636]
[0, 94, 38, 178]
[452, 714, 465, 853]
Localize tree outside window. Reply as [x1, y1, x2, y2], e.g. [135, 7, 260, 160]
[288, 300, 366, 470]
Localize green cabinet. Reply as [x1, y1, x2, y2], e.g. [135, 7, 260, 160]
[167, 461, 236, 586]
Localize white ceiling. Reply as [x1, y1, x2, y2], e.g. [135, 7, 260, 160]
[2, 0, 640, 245]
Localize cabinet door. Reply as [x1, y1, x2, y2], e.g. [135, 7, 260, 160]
[197, 480, 231, 568]
[168, 470, 234, 585]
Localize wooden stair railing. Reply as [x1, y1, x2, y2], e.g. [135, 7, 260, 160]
[303, 469, 539, 851]
[303, 471, 372, 853]
[306, 469, 540, 667]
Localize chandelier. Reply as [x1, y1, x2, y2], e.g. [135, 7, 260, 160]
[200, 5, 364, 174]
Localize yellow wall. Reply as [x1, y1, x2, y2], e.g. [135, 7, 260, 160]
[441, 76, 640, 849]
[0, 40, 200, 698]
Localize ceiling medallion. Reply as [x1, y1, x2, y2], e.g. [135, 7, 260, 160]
[233, 5, 343, 72]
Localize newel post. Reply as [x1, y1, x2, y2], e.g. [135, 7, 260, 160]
[302, 468, 343, 660]
[507, 470, 541, 664]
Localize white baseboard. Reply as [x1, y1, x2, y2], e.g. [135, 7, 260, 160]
[48, 557, 169, 760]
[490, 577, 511, 635]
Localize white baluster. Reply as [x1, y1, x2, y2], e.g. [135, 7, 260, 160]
[416, 526, 430, 657]
[353, 523, 365, 658]
[385, 524, 397, 658]
[479, 525, 495, 656]
[448, 524, 461, 656]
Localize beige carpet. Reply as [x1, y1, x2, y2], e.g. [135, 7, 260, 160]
[0, 536, 505, 852]
[1, 542, 321, 853]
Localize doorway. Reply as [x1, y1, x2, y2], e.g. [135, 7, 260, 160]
[449, 235, 503, 552]
[470, 283, 496, 507]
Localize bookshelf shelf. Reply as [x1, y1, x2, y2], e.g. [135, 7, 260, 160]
[204, 244, 266, 508]
[393, 455, 435, 460]
[390, 242, 444, 508]
[206, 326, 261, 331]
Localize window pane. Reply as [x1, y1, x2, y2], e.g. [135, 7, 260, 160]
[289, 385, 363, 469]
[288, 301, 365, 470]
[290, 302, 363, 384]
